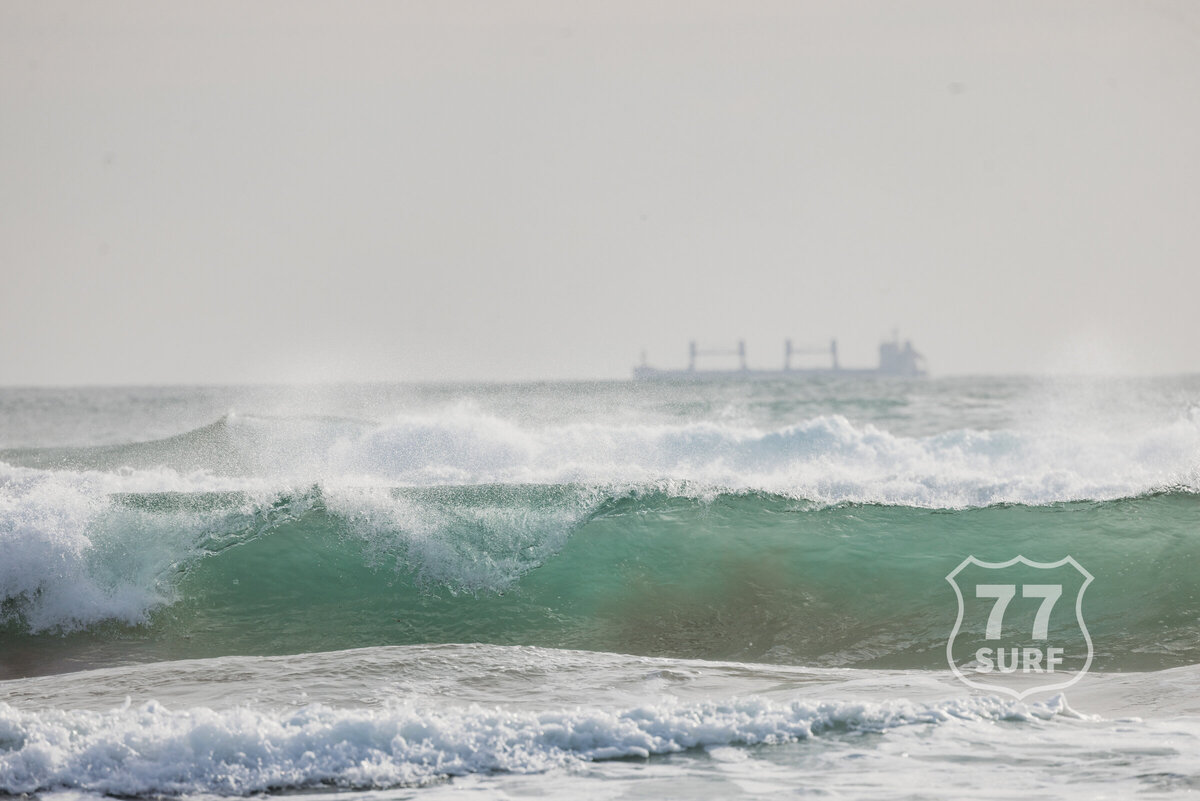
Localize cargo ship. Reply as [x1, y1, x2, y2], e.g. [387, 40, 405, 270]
[633, 334, 926, 379]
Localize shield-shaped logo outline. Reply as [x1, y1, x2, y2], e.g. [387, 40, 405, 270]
[945, 555, 1094, 700]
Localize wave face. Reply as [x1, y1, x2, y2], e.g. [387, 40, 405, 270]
[2, 481, 1199, 676]
[2, 378, 1199, 678]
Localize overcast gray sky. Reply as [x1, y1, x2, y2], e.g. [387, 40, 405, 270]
[2, 0, 1198, 384]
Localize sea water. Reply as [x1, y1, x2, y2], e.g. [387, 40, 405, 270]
[1, 376, 1199, 798]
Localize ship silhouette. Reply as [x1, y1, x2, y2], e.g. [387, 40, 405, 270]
[634, 334, 925, 379]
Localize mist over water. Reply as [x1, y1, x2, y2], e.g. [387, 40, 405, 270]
[2, 376, 1200, 798]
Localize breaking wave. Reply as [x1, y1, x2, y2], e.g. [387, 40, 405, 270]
[0, 693, 1071, 796]
[2, 409, 1199, 674]
[3, 408, 1198, 505]
[2, 478, 1198, 673]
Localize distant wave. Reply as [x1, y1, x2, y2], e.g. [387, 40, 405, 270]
[3, 408, 1198, 505]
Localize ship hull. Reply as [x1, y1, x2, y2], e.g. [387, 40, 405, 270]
[632, 367, 925, 380]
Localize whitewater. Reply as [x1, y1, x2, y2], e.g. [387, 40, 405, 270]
[2, 376, 1199, 798]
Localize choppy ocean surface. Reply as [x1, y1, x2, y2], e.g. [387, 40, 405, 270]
[2, 376, 1199, 798]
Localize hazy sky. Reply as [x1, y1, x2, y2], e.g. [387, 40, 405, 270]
[2, 1, 1198, 384]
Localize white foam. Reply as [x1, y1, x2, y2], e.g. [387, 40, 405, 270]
[315, 409, 1200, 505]
[0, 463, 289, 632]
[7, 408, 1198, 507]
[322, 484, 601, 593]
[0, 694, 1067, 796]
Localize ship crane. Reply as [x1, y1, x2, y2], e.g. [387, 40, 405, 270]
[688, 340, 747, 371]
[785, 339, 839, 371]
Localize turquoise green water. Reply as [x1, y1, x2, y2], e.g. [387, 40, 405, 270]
[3, 378, 1200, 798]
[3, 485, 1198, 677]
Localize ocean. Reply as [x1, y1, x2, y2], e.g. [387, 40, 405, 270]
[2, 376, 1199, 799]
